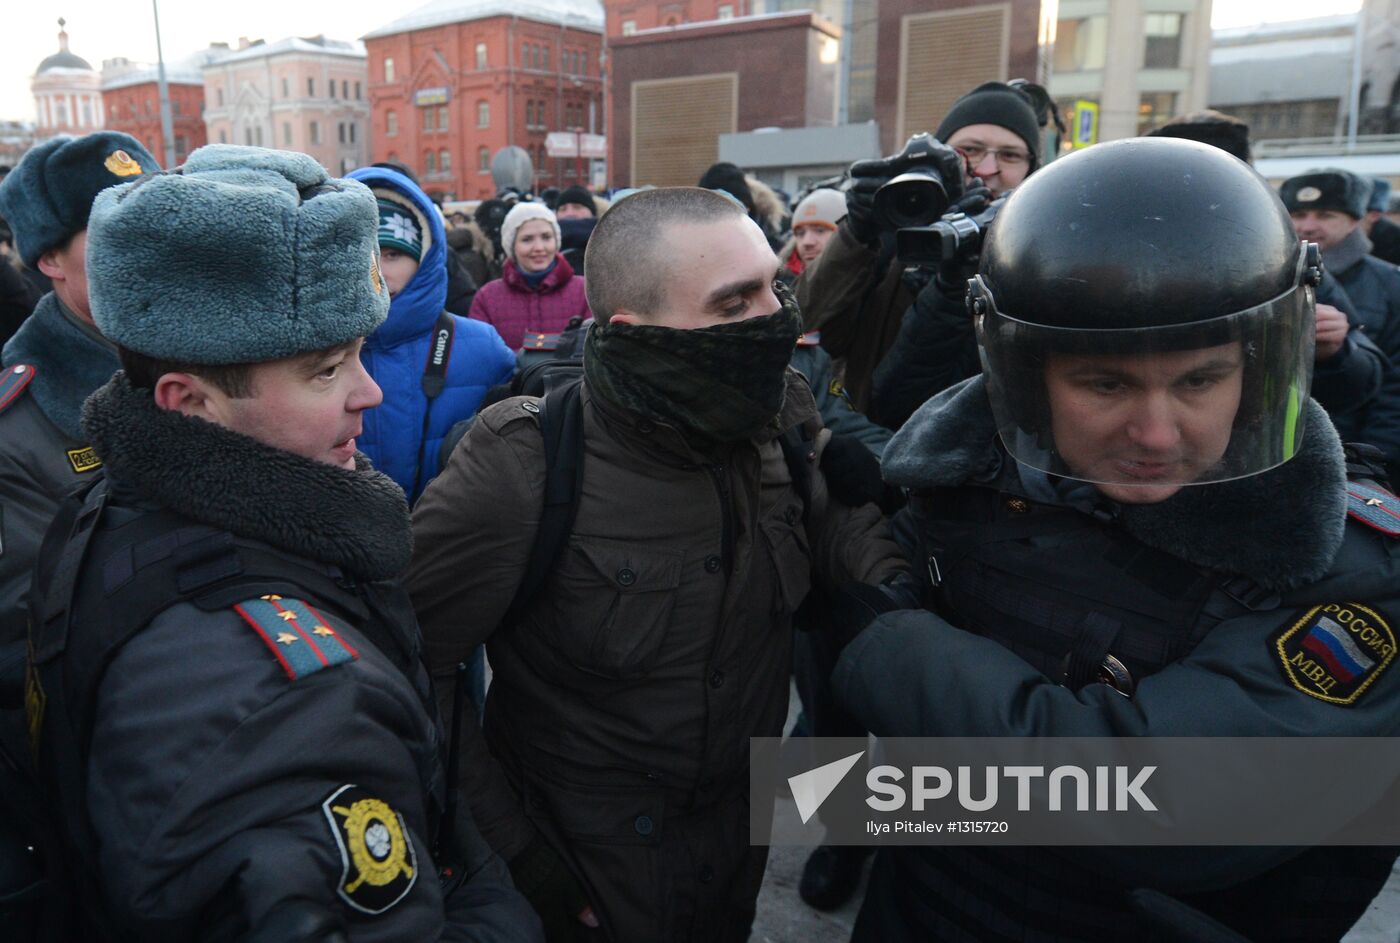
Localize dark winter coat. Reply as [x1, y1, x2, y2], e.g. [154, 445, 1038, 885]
[0, 293, 118, 639]
[407, 371, 904, 942]
[1370, 216, 1400, 266]
[793, 220, 912, 412]
[1332, 251, 1400, 469]
[28, 373, 541, 941]
[838, 375, 1400, 942]
[0, 258, 39, 347]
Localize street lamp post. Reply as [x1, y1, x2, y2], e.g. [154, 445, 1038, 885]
[152, 0, 176, 167]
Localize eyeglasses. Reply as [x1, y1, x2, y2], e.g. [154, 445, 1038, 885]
[954, 144, 1030, 168]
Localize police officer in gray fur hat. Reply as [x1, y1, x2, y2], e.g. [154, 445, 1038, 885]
[24, 145, 542, 942]
[1284, 168, 1400, 473]
[0, 131, 159, 643]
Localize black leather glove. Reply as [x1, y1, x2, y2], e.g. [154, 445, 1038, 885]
[934, 183, 996, 295]
[843, 172, 889, 247]
[507, 833, 594, 940]
[829, 577, 922, 652]
[820, 434, 885, 509]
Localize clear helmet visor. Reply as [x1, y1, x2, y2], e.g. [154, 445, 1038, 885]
[975, 282, 1315, 489]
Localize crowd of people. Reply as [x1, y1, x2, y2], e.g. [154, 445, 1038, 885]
[0, 76, 1395, 943]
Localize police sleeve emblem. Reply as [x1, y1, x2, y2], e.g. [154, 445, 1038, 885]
[322, 784, 418, 914]
[1273, 604, 1396, 706]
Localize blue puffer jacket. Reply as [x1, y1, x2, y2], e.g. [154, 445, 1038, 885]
[348, 166, 515, 503]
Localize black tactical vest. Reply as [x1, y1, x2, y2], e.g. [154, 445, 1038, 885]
[24, 477, 446, 941]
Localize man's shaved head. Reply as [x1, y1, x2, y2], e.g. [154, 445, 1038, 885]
[586, 187, 746, 323]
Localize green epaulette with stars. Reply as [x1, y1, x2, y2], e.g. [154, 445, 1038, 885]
[233, 595, 359, 680]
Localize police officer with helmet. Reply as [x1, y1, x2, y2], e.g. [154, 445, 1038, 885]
[833, 138, 1400, 941]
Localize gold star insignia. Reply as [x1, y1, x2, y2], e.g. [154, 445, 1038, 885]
[261, 594, 283, 601]
[313, 625, 334, 636]
[1367, 497, 1385, 507]
[278, 610, 298, 621]
[276, 632, 298, 645]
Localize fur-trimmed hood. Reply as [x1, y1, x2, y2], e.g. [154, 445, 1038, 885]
[747, 175, 787, 234]
[2, 292, 119, 440]
[82, 372, 413, 581]
[884, 375, 1349, 591]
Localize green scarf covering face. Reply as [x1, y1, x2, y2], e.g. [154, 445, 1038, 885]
[584, 284, 803, 444]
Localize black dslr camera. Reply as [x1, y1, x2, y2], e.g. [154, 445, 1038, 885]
[848, 133, 964, 230]
[895, 194, 1007, 268]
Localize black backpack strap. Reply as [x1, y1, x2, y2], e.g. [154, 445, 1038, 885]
[503, 376, 585, 626]
[412, 311, 457, 498]
[778, 423, 818, 524]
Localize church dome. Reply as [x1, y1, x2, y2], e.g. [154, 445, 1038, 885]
[36, 19, 94, 75]
[37, 50, 93, 73]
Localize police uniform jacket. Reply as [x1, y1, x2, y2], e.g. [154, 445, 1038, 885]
[1330, 252, 1400, 470]
[834, 375, 1400, 943]
[27, 374, 540, 942]
[408, 371, 905, 942]
[0, 292, 117, 641]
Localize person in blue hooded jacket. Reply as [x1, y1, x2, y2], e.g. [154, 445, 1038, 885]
[348, 166, 515, 504]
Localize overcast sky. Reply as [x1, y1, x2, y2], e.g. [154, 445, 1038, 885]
[0, 0, 1364, 123]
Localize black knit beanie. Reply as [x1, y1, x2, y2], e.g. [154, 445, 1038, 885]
[697, 162, 755, 213]
[556, 184, 597, 217]
[935, 82, 1041, 169]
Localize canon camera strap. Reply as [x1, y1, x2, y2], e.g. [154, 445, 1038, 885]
[411, 311, 456, 499]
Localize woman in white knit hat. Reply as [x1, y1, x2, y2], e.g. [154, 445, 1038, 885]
[468, 201, 591, 350]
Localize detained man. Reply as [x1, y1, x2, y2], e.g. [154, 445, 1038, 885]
[408, 187, 905, 941]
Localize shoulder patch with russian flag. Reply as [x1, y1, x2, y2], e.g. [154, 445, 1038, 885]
[1273, 603, 1396, 706]
[233, 595, 359, 680]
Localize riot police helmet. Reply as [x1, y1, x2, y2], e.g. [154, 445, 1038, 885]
[970, 137, 1319, 491]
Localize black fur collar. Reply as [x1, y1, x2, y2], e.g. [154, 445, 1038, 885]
[2, 292, 119, 440]
[82, 373, 412, 581]
[884, 376, 1348, 591]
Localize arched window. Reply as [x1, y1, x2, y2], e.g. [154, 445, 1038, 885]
[425, 151, 437, 174]
[477, 100, 489, 128]
[478, 146, 490, 173]
[440, 149, 451, 173]
[386, 110, 398, 136]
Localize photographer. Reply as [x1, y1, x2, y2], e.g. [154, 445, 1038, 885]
[795, 82, 1041, 415]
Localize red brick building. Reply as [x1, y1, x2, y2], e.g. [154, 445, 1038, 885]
[604, 0, 754, 37]
[870, 0, 1049, 155]
[363, 1, 604, 201]
[101, 63, 207, 165]
[604, 0, 1050, 183]
[608, 12, 839, 186]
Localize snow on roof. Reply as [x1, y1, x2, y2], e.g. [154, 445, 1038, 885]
[102, 55, 210, 90]
[363, 0, 604, 39]
[203, 36, 366, 68]
[1212, 13, 1357, 45]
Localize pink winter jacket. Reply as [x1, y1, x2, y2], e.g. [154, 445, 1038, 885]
[468, 256, 591, 351]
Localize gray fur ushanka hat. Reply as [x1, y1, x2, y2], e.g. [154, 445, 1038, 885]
[87, 144, 389, 364]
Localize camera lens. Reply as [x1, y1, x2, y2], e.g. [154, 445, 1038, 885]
[875, 171, 950, 229]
